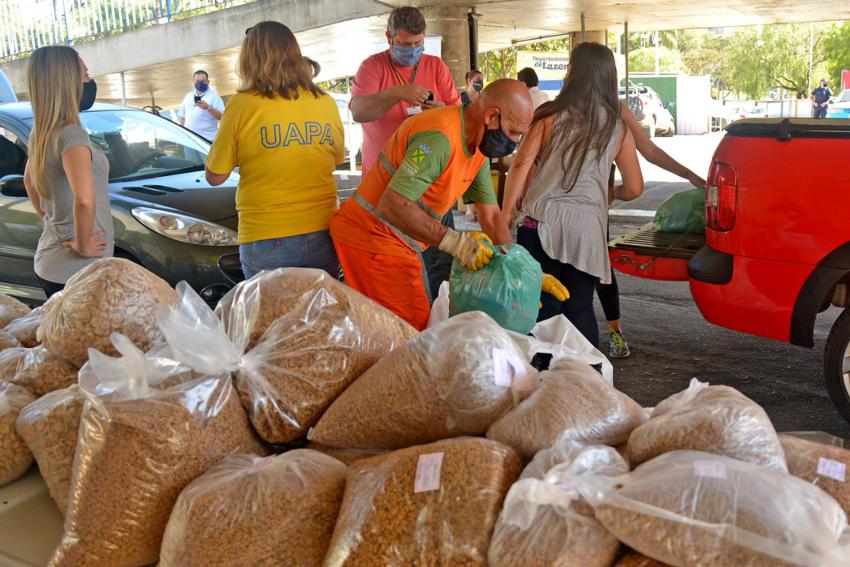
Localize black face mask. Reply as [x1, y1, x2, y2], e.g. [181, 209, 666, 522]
[478, 113, 517, 158]
[472, 80, 484, 92]
[80, 80, 97, 112]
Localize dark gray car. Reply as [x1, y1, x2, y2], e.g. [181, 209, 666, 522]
[0, 102, 243, 303]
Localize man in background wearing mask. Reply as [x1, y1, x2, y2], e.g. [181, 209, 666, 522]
[349, 6, 462, 299]
[811, 78, 833, 119]
[330, 79, 567, 330]
[177, 70, 224, 140]
[461, 69, 484, 106]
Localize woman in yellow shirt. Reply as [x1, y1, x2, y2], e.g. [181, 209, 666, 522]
[206, 21, 345, 279]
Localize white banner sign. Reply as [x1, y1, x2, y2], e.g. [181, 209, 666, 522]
[516, 51, 569, 91]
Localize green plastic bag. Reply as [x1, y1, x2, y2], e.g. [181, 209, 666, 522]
[654, 188, 706, 233]
[449, 242, 543, 335]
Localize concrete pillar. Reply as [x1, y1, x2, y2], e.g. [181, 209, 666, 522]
[571, 30, 607, 46]
[423, 6, 470, 88]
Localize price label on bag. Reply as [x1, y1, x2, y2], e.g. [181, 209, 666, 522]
[817, 457, 847, 482]
[414, 452, 444, 493]
[492, 348, 519, 387]
[694, 460, 727, 479]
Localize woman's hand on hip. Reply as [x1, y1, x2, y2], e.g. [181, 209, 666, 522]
[64, 231, 107, 258]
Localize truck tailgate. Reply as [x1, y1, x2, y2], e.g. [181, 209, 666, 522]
[608, 222, 706, 281]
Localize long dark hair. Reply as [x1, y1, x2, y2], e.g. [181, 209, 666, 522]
[533, 42, 621, 193]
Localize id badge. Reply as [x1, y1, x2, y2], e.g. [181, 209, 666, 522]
[406, 106, 422, 116]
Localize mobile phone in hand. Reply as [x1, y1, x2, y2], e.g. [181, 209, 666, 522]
[194, 95, 202, 103]
[425, 91, 434, 102]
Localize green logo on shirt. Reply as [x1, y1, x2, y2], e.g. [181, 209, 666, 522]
[410, 143, 431, 166]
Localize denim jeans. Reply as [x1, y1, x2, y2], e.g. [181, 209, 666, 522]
[239, 229, 339, 280]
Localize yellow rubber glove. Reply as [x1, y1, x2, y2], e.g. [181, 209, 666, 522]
[541, 273, 570, 302]
[438, 229, 494, 271]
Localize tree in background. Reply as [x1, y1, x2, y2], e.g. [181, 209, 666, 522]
[627, 46, 685, 73]
[823, 21, 850, 88]
[726, 23, 831, 99]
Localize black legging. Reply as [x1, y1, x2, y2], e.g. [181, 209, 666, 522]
[518, 226, 601, 348]
[595, 268, 621, 322]
[36, 275, 65, 299]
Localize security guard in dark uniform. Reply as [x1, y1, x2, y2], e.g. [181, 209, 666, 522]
[811, 79, 833, 118]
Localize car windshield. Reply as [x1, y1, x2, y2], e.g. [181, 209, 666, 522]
[76, 110, 209, 182]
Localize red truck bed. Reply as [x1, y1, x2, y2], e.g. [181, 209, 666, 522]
[608, 222, 705, 281]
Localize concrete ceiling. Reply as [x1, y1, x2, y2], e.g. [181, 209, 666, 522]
[5, 0, 850, 109]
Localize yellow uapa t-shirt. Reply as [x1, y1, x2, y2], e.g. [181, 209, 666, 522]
[207, 89, 345, 244]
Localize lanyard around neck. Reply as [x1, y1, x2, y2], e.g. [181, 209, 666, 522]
[388, 51, 419, 86]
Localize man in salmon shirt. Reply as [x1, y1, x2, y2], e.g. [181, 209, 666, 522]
[331, 79, 568, 330]
[349, 6, 461, 299]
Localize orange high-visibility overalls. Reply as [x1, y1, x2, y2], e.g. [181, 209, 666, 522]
[330, 106, 490, 329]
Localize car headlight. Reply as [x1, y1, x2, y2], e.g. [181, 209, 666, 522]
[131, 207, 237, 246]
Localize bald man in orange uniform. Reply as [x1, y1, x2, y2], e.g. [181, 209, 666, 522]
[331, 79, 567, 329]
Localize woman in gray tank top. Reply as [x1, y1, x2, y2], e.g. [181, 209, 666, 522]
[501, 42, 644, 347]
[23, 46, 113, 298]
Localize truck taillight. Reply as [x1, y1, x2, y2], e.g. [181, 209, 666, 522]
[706, 161, 738, 231]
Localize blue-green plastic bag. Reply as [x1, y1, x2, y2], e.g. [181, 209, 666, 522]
[654, 188, 706, 233]
[449, 242, 543, 334]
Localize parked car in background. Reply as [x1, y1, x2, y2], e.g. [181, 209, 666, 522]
[331, 93, 363, 166]
[619, 84, 676, 137]
[827, 89, 850, 119]
[0, 102, 243, 304]
[733, 104, 768, 119]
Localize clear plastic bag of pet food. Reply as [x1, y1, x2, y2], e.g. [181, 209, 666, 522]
[49, 333, 264, 567]
[571, 450, 850, 567]
[160, 269, 416, 444]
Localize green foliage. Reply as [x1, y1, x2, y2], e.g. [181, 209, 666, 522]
[627, 46, 684, 73]
[726, 23, 833, 99]
[824, 22, 850, 88]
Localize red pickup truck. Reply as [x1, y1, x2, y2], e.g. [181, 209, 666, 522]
[609, 118, 850, 424]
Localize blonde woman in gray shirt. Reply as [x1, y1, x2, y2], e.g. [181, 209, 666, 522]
[23, 46, 113, 298]
[502, 42, 643, 347]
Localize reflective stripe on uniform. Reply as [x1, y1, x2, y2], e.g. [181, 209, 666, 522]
[351, 192, 433, 303]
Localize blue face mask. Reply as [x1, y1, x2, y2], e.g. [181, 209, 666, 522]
[392, 43, 425, 67]
[194, 81, 209, 93]
[479, 113, 518, 158]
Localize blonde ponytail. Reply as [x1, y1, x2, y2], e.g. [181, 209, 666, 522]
[27, 46, 82, 199]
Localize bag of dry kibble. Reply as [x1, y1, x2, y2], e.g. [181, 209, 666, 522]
[160, 450, 346, 567]
[9, 346, 77, 397]
[4, 306, 42, 347]
[0, 293, 30, 328]
[488, 448, 625, 567]
[521, 439, 629, 480]
[49, 334, 265, 567]
[160, 269, 416, 445]
[0, 347, 27, 381]
[0, 380, 35, 486]
[15, 385, 84, 515]
[39, 258, 178, 367]
[0, 327, 21, 350]
[487, 357, 645, 458]
[309, 312, 537, 450]
[324, 437, 521, 566]
[571, 450, 850, 567]
[626, 379, 787, 471]
[780, 432, 850, 516]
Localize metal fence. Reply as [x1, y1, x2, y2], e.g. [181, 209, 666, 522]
[0, 0, 256, 61]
